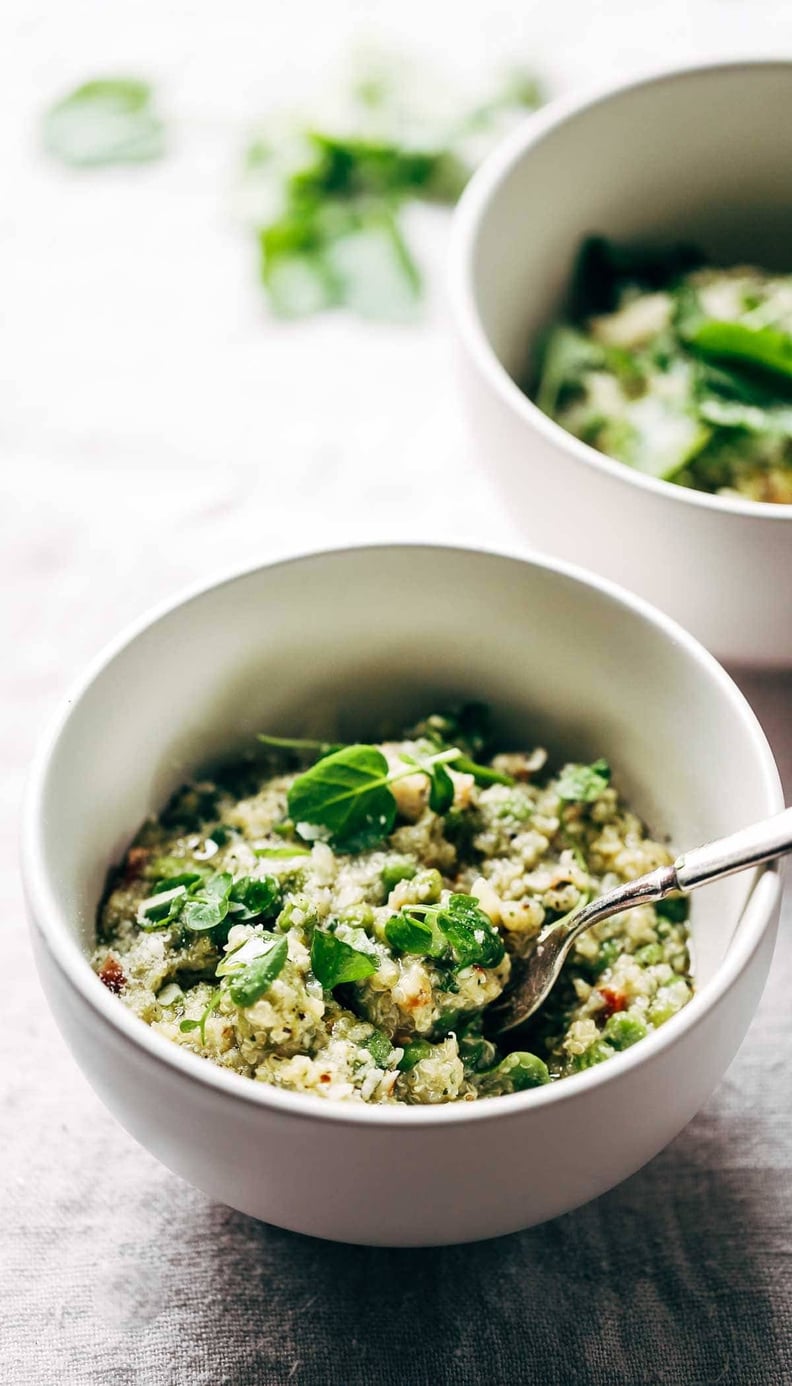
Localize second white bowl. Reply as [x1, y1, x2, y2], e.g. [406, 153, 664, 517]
[450, 60, 792, 666]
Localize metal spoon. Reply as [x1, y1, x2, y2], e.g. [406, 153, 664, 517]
[488, 806, 792, 1036]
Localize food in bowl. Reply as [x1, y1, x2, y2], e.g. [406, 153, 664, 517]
[93, 705, 692, 1104]
[533, 238, 792, 503]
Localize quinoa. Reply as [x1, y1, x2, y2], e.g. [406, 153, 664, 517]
[93, 710, 693, 1105]
[534, 241, 792, 503]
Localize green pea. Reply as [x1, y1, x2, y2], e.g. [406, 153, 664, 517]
[602, 1012, 648, 1050]
[381, 858, 417, 894]
[341, 903, 375, 929]
[635, 943, 663, 966]
[413, 868, 442, 903]
[573, 1041, 614, 1072]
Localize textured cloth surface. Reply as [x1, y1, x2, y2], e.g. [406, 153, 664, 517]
[4, 1, 792, 1381]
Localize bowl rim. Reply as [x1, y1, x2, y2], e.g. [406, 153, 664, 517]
[22, 541, 784, 1129]
[448, 55, 792, 523]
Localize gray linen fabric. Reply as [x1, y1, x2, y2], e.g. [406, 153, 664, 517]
[3, 675, 791, 1386]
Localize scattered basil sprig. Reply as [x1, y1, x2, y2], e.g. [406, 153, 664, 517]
[245, 70, 542, 320]
[43, 78, 165, 167]
[386, 892, 505, 970]
[138, 869, 281, 934]
[180, 989, 222, 1046]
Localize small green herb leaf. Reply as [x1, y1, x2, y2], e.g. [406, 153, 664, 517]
[138, 884, 189, 929]
[228, 936, 288, 1007]
[289, 744, 398, 852]
[310, 930, 378, 988]
[686, 319, 792, 383]
[397, 1038, 433, 1072]
[384, 911, 444, 957]
[437, 893, 505, 968]
[228, 875, 281, 921]
[179, 989, 222, 1046]
[181, 872, 234, 933]
[362, 1028, 393, 1066]
[556, 759, 611, 803]
[43, 78, 165, 167]
[153, 872, 203, 893]
[401, 750, 455, 814]
[387, 893, 505, 968]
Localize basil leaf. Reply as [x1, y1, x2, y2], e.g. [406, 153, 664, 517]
[228, 875, 281, 921]
[697, 394, 792, 438]
[556, 759, 611, 803]
[401, 750, 455, 814]
[152, 872, 203, 893]
[363, 1029, 393, 1066]
[428, 761, 454, 814]
[438, 894, 505, 968]
[43, 78, 165, 167]
[535, 325, 605, 417]
[385, 912, 443, 957]
[228, 936, 288, 1007]
[397, 1038, 433, 1072]
[289, 744, 398, 852]
[182, 872, 234, 933]
[686, 319, 792, 382]
[310, 931, 378, 988]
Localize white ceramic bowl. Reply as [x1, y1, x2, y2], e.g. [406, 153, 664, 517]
[449, 60, 792, 667]
[22, 545, 783, 1246]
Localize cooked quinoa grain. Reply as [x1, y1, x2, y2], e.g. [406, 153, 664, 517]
[93, 710, 693, 1104]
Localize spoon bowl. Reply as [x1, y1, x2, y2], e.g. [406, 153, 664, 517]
[492, 808, 792, 1034]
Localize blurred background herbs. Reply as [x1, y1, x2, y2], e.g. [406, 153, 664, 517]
[42, 77, 165, 166]
[41, 56, 542, 320]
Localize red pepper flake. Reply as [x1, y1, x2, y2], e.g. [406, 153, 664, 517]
[598, 986, 627, 1019]
[98, 955, 126, 994]
[124, 846, 150, 881]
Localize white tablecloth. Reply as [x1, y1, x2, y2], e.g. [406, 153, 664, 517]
[3, 2, 792, 1380]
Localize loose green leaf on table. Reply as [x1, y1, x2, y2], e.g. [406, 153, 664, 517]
[43, 78, 165, 167]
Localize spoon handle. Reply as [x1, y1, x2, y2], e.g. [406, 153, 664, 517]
[674, 807, 792, 893]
